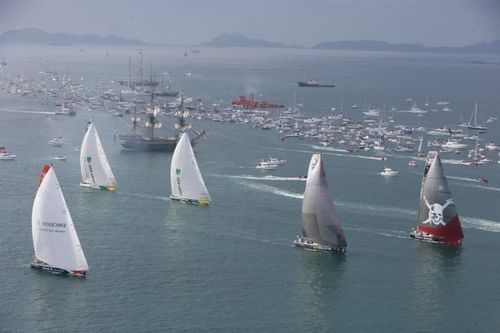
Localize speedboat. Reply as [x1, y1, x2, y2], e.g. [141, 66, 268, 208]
[294, 237, 346, 253]
[267, 156, 286, 165]
[408, 160, 417, 167]
[48, 137, 64, 147]
[256, 160, 278, 170]
[0, 152, 16, 160]
[441, 140, 467, 150]
[0, 146, 16, 160]
[380, 167, 398, 176]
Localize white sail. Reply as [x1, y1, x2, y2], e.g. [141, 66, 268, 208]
[298, 154, 347, 250]
[170, 132, 210, 205]
[32, 166, 89, 272]
[80, 122, 117, 190]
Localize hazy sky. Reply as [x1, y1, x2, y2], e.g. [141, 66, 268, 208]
[0, 0, 499, 46]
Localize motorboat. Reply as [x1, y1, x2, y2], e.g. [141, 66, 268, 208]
[48, 137, 64, 147]
[0, 146, 16, 160]
[266, 156, 287, 165]
[52, 155, 66, 161]
[256, 160, 278, 170]
[441, 139, 467, 150]
[380, 168, 398, 176]
[408, 160, 417, 167]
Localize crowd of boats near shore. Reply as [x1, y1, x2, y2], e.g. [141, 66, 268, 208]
[1, 67, 499, 168]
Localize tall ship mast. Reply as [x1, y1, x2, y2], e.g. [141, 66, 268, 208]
[118, 95, 205, 152]
[410, 152, 464, 245]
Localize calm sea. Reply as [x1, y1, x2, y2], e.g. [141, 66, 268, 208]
[1, 44, 499, 332]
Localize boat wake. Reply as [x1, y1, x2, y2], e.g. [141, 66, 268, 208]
[238, 181, 500, 233]
[461, 217, 500, 233]
[121, 192, 171, 201]
[210, 174, 306, 182]
[440, 158, 470, 166]
[238, 181, 304, 199]
[345, 227, 409, 239]
[0, 108, 54, 115]
[310, 145, 352, 153]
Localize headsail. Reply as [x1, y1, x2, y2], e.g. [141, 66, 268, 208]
[301, 154, 347, 249]
[170, 132, 210, 205]
[32, 165, 89, 273]
[80, 121, 117, 190]
[414, 152, 464, 244]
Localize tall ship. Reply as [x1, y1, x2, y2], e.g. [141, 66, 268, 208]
[298, 80, 335, 88]
[119, 96, 204, 152]
[294, 154, 347, 253]
[410, 152, 464, 245]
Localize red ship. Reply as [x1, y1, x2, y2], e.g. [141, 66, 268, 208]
[231, 93, 284, 109]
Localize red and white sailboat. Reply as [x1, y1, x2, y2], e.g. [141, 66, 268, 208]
[410, 152, 464, 245]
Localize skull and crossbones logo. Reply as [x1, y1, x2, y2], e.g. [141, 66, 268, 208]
[422, 196, 454, 226]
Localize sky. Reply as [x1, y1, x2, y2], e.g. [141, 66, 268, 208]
[0, 0, 499, 47]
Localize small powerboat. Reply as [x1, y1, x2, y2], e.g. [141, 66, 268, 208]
[0, 146, 16, 160]
[256, 160, 278, 170]
[380, 167, 398, 176]
[408, 160, 418, 167]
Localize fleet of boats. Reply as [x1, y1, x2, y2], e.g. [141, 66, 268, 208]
[0, 57, 498, 279]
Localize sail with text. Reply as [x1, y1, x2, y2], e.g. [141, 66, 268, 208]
[170, 132, 210, 205]
[80, 121, 117, 191]
[31, 165, 89, 277]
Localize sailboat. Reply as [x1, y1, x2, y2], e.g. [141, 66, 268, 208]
[170, 131, 210, 205]
[416, 137, 425, 157]
[459, 103, 487, 131]
[410, 152, 464, 245]
[80, 121, 117, 191]
[294, 154, 347, 253]
[31, 164, 89, 277]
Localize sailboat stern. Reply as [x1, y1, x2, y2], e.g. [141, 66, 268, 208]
[412, 215, 464, 245]
[101, 183, 118, 191]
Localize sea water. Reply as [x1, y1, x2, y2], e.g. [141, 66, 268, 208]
[0, 44, 499, 332]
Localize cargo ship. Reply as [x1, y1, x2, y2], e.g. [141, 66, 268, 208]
[298, 80, 335, 88]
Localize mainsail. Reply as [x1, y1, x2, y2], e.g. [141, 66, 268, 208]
[301, 154, 347, 249]
[414, 152, 464, 244]
[32, 165, 89, 273]
[80, 121, 117, 190]
[170, 132, 210, 205]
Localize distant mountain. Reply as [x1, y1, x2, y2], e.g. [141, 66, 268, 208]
[200, 33, 301, 48]
[312, 39, 500, 54]
[0, 28, 146, 45]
